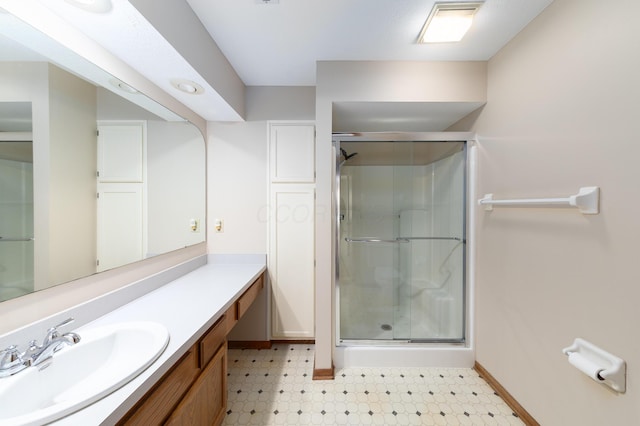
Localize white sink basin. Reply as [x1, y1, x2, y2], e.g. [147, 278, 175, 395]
[0, 321, 169, 426]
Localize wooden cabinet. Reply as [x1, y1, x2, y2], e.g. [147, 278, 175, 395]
[226, 273, 264, 333]
[237, 274, 264, 320]
[165, 342, 227, 426]
[121, 350, 199, 426]
[118, 273, 264, 426]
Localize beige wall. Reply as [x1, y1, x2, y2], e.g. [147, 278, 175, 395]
[207, 86, 315, 341]
[208, 121, 268, 342]
[47, 64, 97, 287]
[246, 86, 315, 121]
[455, 0, 640, 424]
[147, 120, 206, 255]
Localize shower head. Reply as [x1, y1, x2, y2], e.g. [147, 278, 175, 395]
[340, 148, 358, 160]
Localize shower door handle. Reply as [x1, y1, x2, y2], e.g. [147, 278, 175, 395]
[345, 237, 410, 243]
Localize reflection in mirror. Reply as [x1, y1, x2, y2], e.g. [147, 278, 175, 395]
[0, 14, 205, 303]
[0, 103, 33, 301]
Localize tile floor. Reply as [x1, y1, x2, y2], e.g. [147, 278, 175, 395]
[223, 344, 524, 425]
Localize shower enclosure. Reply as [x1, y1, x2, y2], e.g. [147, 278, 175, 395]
[335, 133, 467, 345]
[0, 140, 34, 302]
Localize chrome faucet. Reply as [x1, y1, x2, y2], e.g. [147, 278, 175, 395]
[0, 318, 81, 377]
[0, 345, 28, 377]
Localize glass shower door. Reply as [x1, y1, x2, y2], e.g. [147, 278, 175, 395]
[0, 142, 34, 302]
[338, 139, 465, 343]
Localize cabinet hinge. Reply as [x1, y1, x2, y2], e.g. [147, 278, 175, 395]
[96, 259, 100, 266]
[96, 130, 99, 136]
[97, 192, 100, 199]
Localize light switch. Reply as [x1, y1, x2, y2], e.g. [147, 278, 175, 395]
[214, 219, 223, 233]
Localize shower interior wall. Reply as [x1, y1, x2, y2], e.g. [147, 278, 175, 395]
[0, 157, 34, 301]
[339, 148, 465, 342]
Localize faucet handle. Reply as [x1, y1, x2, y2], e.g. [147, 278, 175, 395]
[0, 346, 30, 377]
[44, 317, 75, 344]
[1, 345, 20, 361]
[0, 345, 23, 367]
[54, 317, 75, 328]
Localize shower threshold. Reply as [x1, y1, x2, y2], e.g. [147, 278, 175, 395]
[340, 338, 466, 346]
[335, 341, 473, 368]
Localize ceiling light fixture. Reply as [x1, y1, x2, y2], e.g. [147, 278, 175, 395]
[418, 2, 483, 43]
[109, 78, 138, 94]
[64, 0, 113, 14]
[170, 79, 205, 95]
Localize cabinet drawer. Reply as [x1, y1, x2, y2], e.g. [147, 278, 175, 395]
[165, 342, 228, 426]
[120, 349, 199, 425]
[236, 274, 264, 320]
[226, 303, 238, 333]
[199, 314, 227, 368]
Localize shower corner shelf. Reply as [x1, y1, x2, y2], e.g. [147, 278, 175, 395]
[478, 186, 599, 215]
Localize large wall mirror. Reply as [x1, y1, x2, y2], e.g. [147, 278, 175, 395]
[0, 12, 206, 303]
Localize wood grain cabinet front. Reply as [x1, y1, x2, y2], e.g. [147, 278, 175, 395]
[165, 342, 227, 426]
[236, 274, 264, 320]
[117, 272, 264, 426]
[119, 349, 199, 425]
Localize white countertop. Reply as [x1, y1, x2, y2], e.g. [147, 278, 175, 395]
[50, 254, 266, 425]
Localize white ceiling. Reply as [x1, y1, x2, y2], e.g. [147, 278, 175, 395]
[8, 0, 554, 124]
[187, 0, 555, 86]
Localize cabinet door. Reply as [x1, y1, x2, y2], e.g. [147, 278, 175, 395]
[96, 183, 144, 272]
[97, 122, 144, 183]
[270, 185, 315, 338]
[119, 350, 199, 426]
[269, 123, 315, 183]
[165, 342, 227, 426]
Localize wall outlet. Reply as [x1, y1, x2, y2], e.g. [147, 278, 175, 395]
[214, 218, 224, 233]
[190, 218, 200, 232]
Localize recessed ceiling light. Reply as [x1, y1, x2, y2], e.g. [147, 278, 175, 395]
[171, 79, 205, 95]
[109, 78, 138, 94]
[418, 2, 483, 43]
[64, 0, 113, 13]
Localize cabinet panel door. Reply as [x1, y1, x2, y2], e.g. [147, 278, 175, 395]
[97, 122, 145, 182]
[165, 343, 227, 426]
[96, 183, 144, 272]
[270, 123, 315, 183]
[270, 185, 315, 338]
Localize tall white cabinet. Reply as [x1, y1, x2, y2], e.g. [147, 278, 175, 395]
[269, 122, 315, 339]
[96, 121, 146, 272]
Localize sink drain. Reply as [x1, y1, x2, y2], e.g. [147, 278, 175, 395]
[381, 324, 392, 331]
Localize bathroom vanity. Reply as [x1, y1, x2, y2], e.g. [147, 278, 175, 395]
[119, 270, 264, 425]
[23, 254, 268, 426]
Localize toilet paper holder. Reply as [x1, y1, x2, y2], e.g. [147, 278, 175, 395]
[562, 338, 626, 393]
